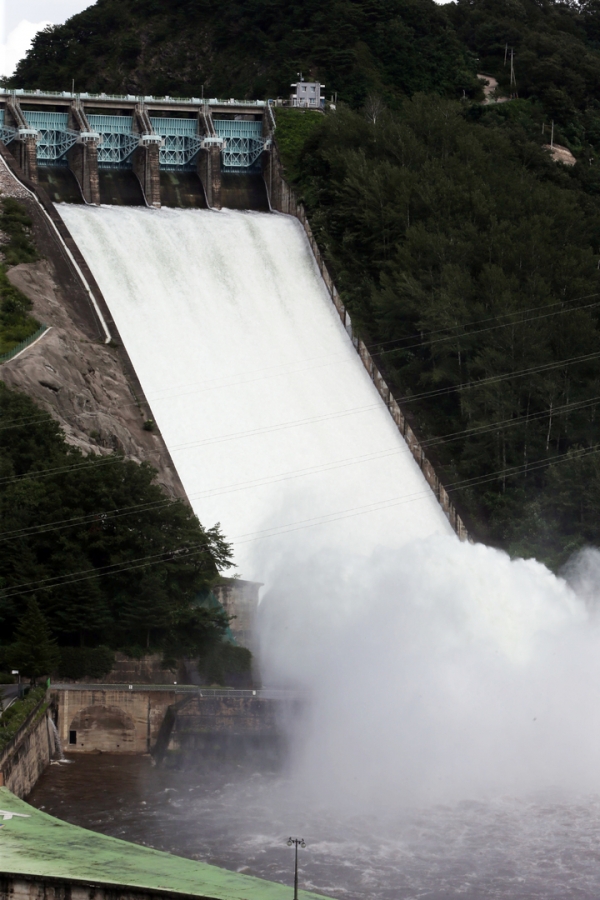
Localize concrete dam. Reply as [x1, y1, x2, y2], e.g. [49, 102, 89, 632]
[8, 86, 600, 900]
[0, 87, 461, 575]
[58, 204, 453, 579]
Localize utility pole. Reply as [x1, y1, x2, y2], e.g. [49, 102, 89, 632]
[551, 119, 554, 149]
[509, 48, 518, 98]
[287, 837, 306, 900]
[504, 42, 508, 66]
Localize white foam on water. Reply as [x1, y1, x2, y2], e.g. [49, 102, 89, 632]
[58, 201, 600, 830]
[58, 204, 453, 580]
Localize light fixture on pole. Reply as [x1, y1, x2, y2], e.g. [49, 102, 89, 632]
[287, 837, 306, 900]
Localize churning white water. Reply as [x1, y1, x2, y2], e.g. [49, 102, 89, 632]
[58, 205, 452, 579]
[57, 202, 600, 894]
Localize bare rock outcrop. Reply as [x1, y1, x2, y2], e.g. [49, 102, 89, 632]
[0, 147, 187, 501]
[2, 258, 185, 499]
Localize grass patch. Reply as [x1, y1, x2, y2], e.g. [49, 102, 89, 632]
[0, 686, 47, 753]
[0, 198, 38, 267]
[0, 266, 40, 356]
[0, 198, 40, 357]
[274, 108, 324, 180]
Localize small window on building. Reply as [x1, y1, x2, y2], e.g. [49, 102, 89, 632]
[69, 730, 77, 745]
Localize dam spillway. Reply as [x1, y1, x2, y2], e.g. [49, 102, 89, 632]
[58, 205, 452, 579]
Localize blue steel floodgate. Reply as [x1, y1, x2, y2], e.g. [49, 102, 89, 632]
[0, 788, 330, 900]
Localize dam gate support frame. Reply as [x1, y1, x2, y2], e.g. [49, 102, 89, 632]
[0, 90, 271, 210]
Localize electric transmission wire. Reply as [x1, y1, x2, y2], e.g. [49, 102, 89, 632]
[1, 391, 597, 547]
[363, 292, 600, 354]
[4, 440, 600, 602]
[374, 297, 600, 357]
[2, 292, 600, 436]
[421, 395, 600, 448]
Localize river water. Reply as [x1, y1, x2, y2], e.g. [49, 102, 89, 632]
[27, 753, 600, 899]
[48, 205, 600, 898]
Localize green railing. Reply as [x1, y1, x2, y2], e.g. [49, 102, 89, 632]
[0, 324, 48, 364]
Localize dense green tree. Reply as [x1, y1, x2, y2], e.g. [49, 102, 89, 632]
[9, 599, 59, 684]
[10, 0, 476, 104]
[0, 199, 40, 356]
[0, 383, 233, 652]
[280, 95, 600, 566]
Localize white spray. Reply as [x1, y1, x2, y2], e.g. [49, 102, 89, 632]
[59, 204, 600, 807]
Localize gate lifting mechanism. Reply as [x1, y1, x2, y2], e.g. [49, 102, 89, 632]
[150, 117, 203, 169]
[213, 119, 266, 170]
[87, 115, 139, 166]
[24, 111, 79, 163]
[0, 111, 16, 146]
[0, 106, 272, 172]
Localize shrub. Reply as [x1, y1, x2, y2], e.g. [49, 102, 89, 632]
[199, 642, 252, 687]
[56, 646, 115, 680]
[0, 686, 47, 753]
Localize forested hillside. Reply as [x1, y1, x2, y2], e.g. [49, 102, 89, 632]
[10, 0, 476, 104]
[0, 384, 233, 657]
[12, 0, 600, 567]
[278, 99, 600, 567]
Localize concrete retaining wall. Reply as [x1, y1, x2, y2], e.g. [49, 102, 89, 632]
[0, 874, 215, 900]
[53, 687, 179, 754]
[0, 699, 54, 799]
[263, 142, 469, 541]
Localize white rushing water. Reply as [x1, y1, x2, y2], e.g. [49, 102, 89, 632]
[57, 202, 600, 896]
[58, 205, 453, 580]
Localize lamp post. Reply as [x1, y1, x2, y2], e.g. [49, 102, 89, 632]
[287, 837, 306, 900]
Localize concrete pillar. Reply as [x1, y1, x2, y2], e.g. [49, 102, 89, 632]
[68, 140, 100, 205]
[68, 102, 101, 205]
[14, 134, 38, 183]
[197, 144, 222, 210]
[5, 99, 38, 184]
[133, 143, 161, 208]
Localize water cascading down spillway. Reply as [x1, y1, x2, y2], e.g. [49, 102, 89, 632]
[58, 205, 453, 579]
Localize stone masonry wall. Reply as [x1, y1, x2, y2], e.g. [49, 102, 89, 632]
[54, 688, 178, 754]
[0, 874, 213, 900]
[0, 703, 54, 799]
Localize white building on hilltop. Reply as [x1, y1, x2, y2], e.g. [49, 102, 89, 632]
[290, 80, 325, 108]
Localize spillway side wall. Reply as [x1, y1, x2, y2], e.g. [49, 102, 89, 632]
[0, 698, 53, 799]
[0, 873, 220, 900]
[263, 144, 469, 541]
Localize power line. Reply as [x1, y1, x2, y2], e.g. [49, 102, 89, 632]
[376, 298, 600, 358]
[421, 395, 600, 448]
[2, 442, 599, 602]
[0, 293, 600, 431]
[0, 362, 599, 516]
[235, 444, 600, 546]
[362, 292, 600, 354]
[3, 293, 600, 436]
[397, 349, 600, 406]
[0, 390, 595, 547]
[0, 543, 219, 601]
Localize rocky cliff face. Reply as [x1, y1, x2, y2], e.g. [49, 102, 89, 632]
[0, 154, 186, 501]
[2, 260, 183, 498]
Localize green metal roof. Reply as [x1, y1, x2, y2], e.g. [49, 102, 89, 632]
[0, 788, 330, 900]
